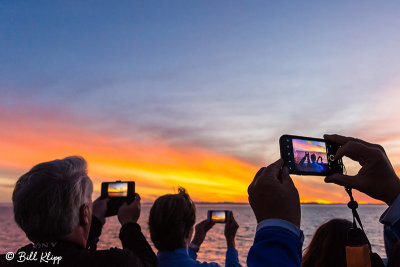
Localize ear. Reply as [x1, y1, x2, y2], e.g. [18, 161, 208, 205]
[79, 204, 91, 226]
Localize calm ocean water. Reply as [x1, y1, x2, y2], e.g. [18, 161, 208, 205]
[0, 203, 387, 266]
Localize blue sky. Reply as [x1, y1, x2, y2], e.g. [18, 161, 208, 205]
[1, 1, 400, 184]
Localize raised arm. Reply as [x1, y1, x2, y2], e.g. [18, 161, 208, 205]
[224, 212, 241, 267]
[247, 159, 302, 267]
[87, 197, 109, 250]
[118, 194, 157, 267]
[189, 219, 215, 260]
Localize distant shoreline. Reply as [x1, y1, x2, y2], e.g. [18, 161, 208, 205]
[192, 202, 385, 205]
[0, 202, 386, 206]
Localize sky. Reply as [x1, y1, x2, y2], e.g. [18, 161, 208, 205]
[1, 1, 400, 203]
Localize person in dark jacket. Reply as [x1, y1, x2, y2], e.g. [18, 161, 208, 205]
[0, 156, 157, 267]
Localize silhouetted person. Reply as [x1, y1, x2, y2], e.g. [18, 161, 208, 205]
[148, 187, 241, 267]
[299, 152, 324, 172]
[299, 152, 311, 166]
[317, 155, 323, 164]
[0, 156, 156, 267]
[302, 219, 352, 267]
[247, 134, 400, 266]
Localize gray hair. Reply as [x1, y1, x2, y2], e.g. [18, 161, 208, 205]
[12, 156, 93, 242]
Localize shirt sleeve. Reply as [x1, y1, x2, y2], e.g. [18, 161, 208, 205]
[256, 218, 303, 240]
[247, 219, 303, 267]
[119, 222, 157, 267]
[225, 248, 241, 267]
[380, 194, 400, 260]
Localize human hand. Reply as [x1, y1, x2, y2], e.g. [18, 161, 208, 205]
[248, 159, 301, 227]
[324, 134, 400, 206]
[117, 194, 141, 226]
[191, 219, 215, 247]
[92, 197, 109, 225]
[224, 212, 239, 249]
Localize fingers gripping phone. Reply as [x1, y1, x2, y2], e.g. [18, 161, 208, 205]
[207, 210, 231, 223]
[279, 135, 343, 176]
[101, 181, 135, 217]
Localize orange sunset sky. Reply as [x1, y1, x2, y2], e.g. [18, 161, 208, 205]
[1, 99, 400, 204]
[2, 2, 400, 204]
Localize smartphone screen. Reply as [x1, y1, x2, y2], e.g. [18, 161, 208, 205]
[208, 210, 228, 223]
[292, 138, 328, 173]
[107, 182, 128, 197]
[211, 211, 226, 222]
[280, 135, 343, 176]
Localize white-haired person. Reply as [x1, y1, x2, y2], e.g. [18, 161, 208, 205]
[0, 156, 157, 267]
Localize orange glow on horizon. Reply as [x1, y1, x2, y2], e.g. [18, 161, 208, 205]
[0, 109, 256, 203]
[0, 108, 389, 204]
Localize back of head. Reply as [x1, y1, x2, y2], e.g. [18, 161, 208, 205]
[302, 218, 352, 267]
[12, 156, 93, 242]
[149, 187, 196, 251]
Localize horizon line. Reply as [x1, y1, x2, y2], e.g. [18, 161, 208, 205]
[0, 201, 386, 205]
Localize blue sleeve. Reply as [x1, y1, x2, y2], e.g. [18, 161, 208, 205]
[247, 226, 303, 267]
[189, 248, 222, 267]
[384, 225, 398, 260]
[380, 194, 400, 260]
[188, 248, 198, 260]
[225, 248, 241, 267]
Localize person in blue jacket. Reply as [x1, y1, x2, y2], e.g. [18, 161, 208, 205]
[148, 187, 242, 267]
[246, 133, 400, 266]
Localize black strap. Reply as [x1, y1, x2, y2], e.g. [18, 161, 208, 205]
[345, 187, 372, 249]
[345, 187, 385, 266]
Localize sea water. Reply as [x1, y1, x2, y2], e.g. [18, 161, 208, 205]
[0, 203, 387, 266]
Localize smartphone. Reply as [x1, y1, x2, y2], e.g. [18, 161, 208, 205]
[101, 181, 135, 217]
[207, 210, 230, 223]
[279, 135, 343, 176]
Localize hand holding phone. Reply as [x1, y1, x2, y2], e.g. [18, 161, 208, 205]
[324, 134, 400, 205]
[92, 197, 109, 225]
[248, 159, 301, 226]
[191, 219, 215, 247]
[118, 194, 141, 225]
[224, 212, 239, 249]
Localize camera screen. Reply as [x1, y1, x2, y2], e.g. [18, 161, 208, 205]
[108, 182, 128, 197]
[292, 138, 328, 173]
[211, 211, 226, 222]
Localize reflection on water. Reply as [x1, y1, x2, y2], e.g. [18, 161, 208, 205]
[0, 203, 387, 266]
